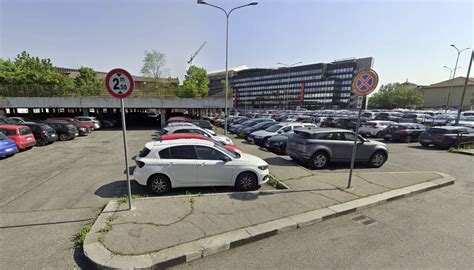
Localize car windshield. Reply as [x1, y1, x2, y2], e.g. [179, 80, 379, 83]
[265, 124, 283, 132]
[19, 127, 31, 135]
[214, 143, 240, 159]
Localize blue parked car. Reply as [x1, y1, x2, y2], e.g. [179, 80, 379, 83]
[0, 132, 19, 158]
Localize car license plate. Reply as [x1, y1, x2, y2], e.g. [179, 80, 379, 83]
[6, 148, 13, 152]
[75, 133, 79, 136]
[26, 137, 32, 140]
[51, 134, 56, 137]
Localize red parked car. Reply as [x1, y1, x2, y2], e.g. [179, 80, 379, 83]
[0, 125, 36, 150]
[47, 117, 93, 135]
[159, 133, 242, 153]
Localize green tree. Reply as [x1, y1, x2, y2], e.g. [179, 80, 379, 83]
[0, 51, 74, 96]
[74, 67, 102, 96]
[141, 50, 167, 97]
[177, 65, 209, 98]
[368, 83, 422, 109]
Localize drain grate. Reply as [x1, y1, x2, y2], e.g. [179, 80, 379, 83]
[352, 215, 377, 226]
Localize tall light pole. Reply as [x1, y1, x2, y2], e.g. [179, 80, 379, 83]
[455, 50, 473, 125]
[443, 65, 461, 80]
[198, 0, 258, 135]
[446, 44, 470, 108]
[277, 61, 302, 110]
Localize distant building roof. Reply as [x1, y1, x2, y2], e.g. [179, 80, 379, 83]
[54, 67, 178, 83]
[422, 77, 474, 89]
[208, 65, 249, 77]
[400, 79, 418, 89]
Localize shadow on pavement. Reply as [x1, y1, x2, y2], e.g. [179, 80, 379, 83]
[95, 180, 277, 199]
[73, 246, 95, 270]
[263, 156, 295, 166]
[228, 192, 258, 201]
[407, 145, 447, 151]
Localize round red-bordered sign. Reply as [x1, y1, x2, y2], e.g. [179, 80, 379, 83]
[352, 69, 379, 96]
[105, 68, 135, 99]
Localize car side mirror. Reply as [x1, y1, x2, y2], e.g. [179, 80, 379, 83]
[221, 156, 231, 162]
[277, 131, 283, 134]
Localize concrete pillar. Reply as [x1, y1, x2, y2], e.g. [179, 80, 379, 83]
[82, 108, 89, 116]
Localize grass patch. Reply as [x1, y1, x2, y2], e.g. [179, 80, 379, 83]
[73, 216, 98, 247]
[116, 194, 145, 204]
[449, 142, 474, 152]
[267, 175, 287, 189]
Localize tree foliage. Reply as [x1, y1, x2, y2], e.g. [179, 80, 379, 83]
[368, 83, 423, 109]
[140, 50, 166, 78]
[74, 67, 102, 96]
[0, 51, 101, 96]
[177, 65, 209, 98]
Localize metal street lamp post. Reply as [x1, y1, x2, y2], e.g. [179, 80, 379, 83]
[443, 65, 461, 80]
[455, 50, 473, 125]
[446, 44, 470, 108]
[277, 61, 302, 110]
[198, 0, 258, 135]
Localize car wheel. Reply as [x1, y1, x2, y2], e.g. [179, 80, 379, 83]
[376, 131, 383, 138]
[405, 135, 412, 143]
[368, 151, 387, 168]
[59, 134, 68, 141]
[309, 151, 329, 169]
[147, 174, 171, 195]
[235, 172, 258, 191]
[36, 138, 46, 146]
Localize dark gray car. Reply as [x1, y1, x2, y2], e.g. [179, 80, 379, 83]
[286, 128, 389, 169]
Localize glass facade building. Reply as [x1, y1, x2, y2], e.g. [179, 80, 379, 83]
[230, 57, 373, 110]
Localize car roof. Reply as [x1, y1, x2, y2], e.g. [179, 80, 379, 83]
[164, 126, 205, 132]
[22, 122, 45, 126]
[295, 127, 348, 133]
[0, 124, 27, 129]
[430, 126, 466, 130]
[161, 133, 207, 140]
[146, 138, 214, 149]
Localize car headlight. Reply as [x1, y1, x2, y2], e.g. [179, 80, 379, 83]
[258, 165, 268, 170]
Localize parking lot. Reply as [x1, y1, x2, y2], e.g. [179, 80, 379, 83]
[0, 127, 472, 269]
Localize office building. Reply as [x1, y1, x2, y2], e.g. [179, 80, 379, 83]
[229, 57, 373, 110]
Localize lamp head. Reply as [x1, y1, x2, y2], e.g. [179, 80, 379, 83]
[249, 2, 258, 5]
[197, 0, 206, 4]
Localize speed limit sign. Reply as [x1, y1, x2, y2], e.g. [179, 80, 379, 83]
[105, 68, 134, 98]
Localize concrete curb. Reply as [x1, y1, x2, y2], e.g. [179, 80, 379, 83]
[83, 174, 455, 270]
[451, 150, 474, 156]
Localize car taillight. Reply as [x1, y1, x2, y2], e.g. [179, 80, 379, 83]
[135, 160, 145, 168]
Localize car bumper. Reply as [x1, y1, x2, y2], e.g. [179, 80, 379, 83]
[266, 143, 286, 154]
[20, 141, 36, 149]
[0, 146, 19, 157]
[253, 137, 266, 146]
[257, 170, 270, 185]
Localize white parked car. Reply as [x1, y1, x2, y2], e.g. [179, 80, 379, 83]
[161, 126, 232, 145]
[133, 139, 270, 194]
[359, 121, 396, 138]
[165, 122, 216, 136]
[74, 116, 101, 129]
[249, 122, 313, 146]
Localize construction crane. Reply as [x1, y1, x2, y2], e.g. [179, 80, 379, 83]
[187, 41, 207, 65]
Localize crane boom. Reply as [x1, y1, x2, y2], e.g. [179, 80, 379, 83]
[187, 41, 207, 64]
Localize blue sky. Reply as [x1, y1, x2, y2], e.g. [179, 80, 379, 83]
[0, 0, 472, 89]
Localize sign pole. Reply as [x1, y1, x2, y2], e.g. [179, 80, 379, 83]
[347, 96, 364, 189]
[120, 98, 132, 210]
[347, 69, 378, 189]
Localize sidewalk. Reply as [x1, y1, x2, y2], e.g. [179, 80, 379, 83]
[84, 171, 454, 269]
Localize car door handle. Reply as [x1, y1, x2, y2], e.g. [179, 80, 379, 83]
[169, 162, 174, 166]
[200, 162, 205, 166]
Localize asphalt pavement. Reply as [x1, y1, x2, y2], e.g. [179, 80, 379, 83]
[172, 140, 474, 270]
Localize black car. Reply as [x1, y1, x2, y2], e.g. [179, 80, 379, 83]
[419, 126, 474, 149]
[375, 112, 403, 122]
[42, 120, 79, 141]
[264, 131, 293, 155]
[240, 121, 276, 139]
[333, 118, 360, 131]
[185, 120, 213, 130]
[21, 122, 58, 146]
[382, 123, 426, 143]
[320, 117, 337, 128]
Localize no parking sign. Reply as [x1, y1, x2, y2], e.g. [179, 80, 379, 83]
[347, 69, 379, 189]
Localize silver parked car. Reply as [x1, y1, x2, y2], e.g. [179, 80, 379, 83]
[286, 128, 389, 169]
